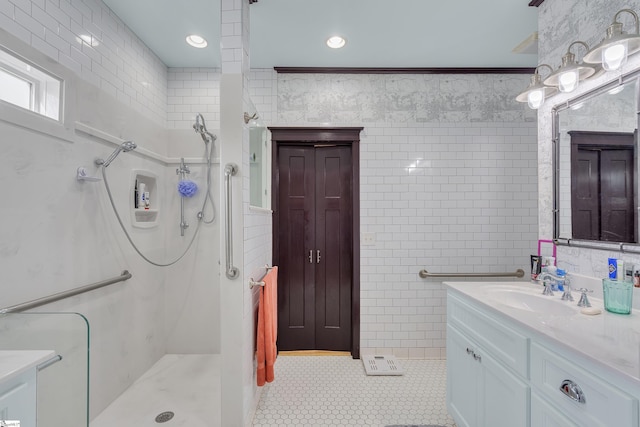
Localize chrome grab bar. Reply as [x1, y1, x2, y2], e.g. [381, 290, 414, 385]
[0, 271, 132, 314]
[224, 163, 239, 279]
[419, 269, 525, 279]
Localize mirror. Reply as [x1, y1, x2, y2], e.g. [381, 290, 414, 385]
[554, 72, 640, 246]
[250, 125, 270, 209]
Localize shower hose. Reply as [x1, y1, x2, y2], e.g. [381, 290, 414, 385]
[101, 142, 216, 267]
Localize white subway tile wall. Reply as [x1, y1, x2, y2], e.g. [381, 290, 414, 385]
[2, 0, 168, 124]
[250, 71, 538, 358]
[220, 0, 249, 75]
[167, 68, 221, 130]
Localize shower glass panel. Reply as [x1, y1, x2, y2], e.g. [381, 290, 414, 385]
[0, 312, 90, 427]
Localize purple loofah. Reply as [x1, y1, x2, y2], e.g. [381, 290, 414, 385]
[178, 180, 198, 197]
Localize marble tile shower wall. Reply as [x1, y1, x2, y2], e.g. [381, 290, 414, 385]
[2, 0, 168, 125]
[251, 71, 538, 358]
[537, 0, 640, 279]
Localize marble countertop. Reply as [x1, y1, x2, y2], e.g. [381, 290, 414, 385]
[446, 281, 640, 387]
[0, 350, 56, 384]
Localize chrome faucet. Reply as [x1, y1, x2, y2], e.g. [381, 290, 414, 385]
[538, 271, 566, 297]
[576, 288, 593, 308]
[560, 275, 573, 302]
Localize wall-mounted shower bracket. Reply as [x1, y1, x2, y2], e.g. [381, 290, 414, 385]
[76, 167, 101, 182]
[177, 157, 191, 236]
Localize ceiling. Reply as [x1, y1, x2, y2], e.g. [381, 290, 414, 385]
[102, 0, 539, 69]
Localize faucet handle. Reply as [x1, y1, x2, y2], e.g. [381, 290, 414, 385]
[576, 288, 593, 307]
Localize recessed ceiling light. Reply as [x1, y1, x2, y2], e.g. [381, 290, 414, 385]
[186, 35, 208, 48]
[326, 36, 346, 49]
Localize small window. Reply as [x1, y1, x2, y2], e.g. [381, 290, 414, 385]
[0, 47, 61, 121]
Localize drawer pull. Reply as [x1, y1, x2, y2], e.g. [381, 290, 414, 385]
[466, 347, 474, 355]
[560, 379, 586, 404]
[473, 353, 482, 362]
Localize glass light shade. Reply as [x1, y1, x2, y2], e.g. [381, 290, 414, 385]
[602, 41, 627, 70]
[515, 69, 558, 110]
[583, 11, 640, 68]
[527, 89, 545, 109]
[558, 69, 579, 92]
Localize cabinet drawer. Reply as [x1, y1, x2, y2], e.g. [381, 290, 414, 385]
[530, 342, 638, 427]
[448, 293, 528, 377]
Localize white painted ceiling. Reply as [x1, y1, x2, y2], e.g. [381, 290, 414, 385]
[102, 0, 539, 69]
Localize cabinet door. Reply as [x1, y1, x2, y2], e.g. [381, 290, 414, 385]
[447, 325, 479, 427]
[531, 391, 579, 427]
[479, 347, 529, 427]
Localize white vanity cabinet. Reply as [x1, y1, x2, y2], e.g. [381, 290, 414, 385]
[447, 293, 530, 427]
[446, 282, 640, 427]
[0, 350, 56, 427]
[447, 325, 529, 427]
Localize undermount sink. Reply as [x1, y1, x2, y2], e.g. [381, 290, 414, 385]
[484, 286, 578, 316]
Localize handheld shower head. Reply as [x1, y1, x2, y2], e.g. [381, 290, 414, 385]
[96, 141, 137, 167]
[193, 113, 216, 144]
[193, 113, 205, 134]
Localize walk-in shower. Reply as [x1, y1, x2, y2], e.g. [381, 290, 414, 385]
[94, 114, 217, 267]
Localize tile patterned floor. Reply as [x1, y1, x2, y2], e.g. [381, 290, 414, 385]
[252, 356, 456, 427]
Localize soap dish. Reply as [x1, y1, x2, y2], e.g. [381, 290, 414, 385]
[580, 307, 602, 315]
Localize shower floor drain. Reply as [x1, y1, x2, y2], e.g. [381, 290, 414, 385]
[155, 411, 175, 423]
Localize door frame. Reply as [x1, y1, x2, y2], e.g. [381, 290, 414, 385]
[269, 127, 363, 358]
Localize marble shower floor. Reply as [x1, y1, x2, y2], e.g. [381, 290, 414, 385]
[252, 356, 456, 427]
[90, 354, 220, 427]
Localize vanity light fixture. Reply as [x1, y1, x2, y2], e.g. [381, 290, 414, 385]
[544, 41, 596, 93]
[326, 36, 346, 49]
[515, 64, 558, 109]
[583, 9, 640, 71]
[186, 34, 208, 48]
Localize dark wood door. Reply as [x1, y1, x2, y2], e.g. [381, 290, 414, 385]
[570, 131, 635, 243]
[277, 145, 353, 351]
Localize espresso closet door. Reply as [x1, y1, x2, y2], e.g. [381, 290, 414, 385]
[277, 145, 352, 351]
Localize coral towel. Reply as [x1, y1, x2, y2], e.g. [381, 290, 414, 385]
[256, 266, 278, 386]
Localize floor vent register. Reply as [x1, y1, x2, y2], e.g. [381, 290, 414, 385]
[362, 355, 404, 376]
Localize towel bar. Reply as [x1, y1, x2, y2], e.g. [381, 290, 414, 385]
[249, 265, 274, 288]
